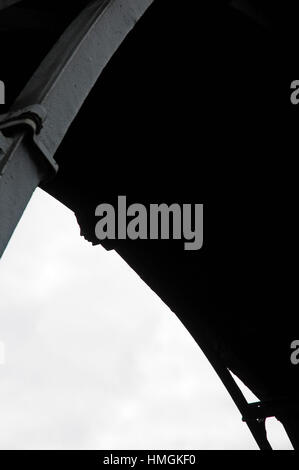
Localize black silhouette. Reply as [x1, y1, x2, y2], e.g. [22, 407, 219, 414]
[1, 1, 298, 449]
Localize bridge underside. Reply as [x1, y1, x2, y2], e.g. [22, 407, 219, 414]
[1, 1, 299, 449]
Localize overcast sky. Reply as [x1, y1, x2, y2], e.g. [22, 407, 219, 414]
[0, 189, 292, 450]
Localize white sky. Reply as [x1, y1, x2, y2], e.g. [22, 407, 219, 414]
[0, 189, 292, 450]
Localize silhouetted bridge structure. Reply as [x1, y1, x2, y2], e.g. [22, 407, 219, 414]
[0, 1, 298, 449]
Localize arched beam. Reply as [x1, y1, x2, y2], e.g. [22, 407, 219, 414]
[0, 0, 154, 256]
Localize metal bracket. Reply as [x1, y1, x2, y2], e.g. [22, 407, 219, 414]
[243, 399, 299, 423]
[0, 104, 46, 135]
[0, 104, 58, 176]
